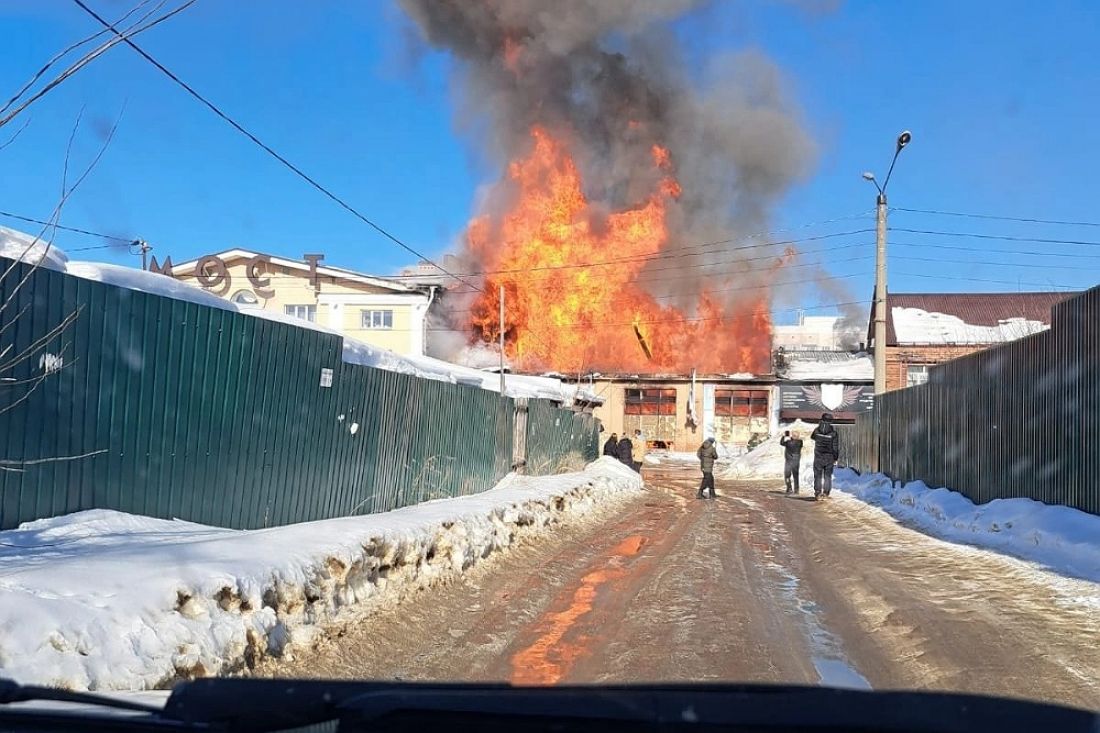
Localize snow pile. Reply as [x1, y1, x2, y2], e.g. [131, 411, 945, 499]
[0, 227, 597, 404]
[833, 469, 1100, 582]
[0, 225, 69, 270]
[0, 458, 641, 691]
[782, 353, 873, 381]
[720, 420, 817, 479]
[892, 307, 1049, 345]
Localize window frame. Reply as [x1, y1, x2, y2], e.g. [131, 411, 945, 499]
[623, 387, 677, 416]
[361, 309, 394, 330]
[906, 364, 931, 387]
[283, 304, 317, 322]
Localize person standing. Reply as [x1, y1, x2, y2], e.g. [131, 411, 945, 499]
[696, 437, 718, 499]
[603, 432, 619, 457]
[810, 413, 840, 500]
[779, 429, 804, 494]
[617, 433, 635, 470]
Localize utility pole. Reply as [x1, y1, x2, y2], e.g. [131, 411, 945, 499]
[863, 130, 912, 395]
[499, 284, 506, 395]
[873, 192, 888, 395]
[136, 239, 151, 271]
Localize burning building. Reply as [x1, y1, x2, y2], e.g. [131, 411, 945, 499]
[400, 1, 821, 449]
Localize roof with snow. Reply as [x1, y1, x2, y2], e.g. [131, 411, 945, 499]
[172, 249, 427, 294]
[869, 292, 1078, 346]
[778, 350, 873, 382]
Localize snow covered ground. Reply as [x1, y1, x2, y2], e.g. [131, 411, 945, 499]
[0, 226, 596, 404]
[832, 469, 1100, 583]
[720, 429, 1100, 582]
[719, 420, 816, 480]
[0, 458, 641, 691]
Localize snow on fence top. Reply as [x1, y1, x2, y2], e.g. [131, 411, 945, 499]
[891, 306, 1049, 346]
[0, 227, 598, 404]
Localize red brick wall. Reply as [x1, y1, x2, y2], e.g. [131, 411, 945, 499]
[885, 344, 991, 391]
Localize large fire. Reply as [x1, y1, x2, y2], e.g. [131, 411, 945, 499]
[466, 126, 774, 375]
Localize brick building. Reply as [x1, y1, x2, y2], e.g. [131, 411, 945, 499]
[869, 291, 1076, 391]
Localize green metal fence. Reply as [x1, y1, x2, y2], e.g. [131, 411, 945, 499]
[525, 398, 600, 475]
[836, 285, 1099, 516]
[0, 257, 595, 530]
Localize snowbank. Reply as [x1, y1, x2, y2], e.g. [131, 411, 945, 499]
[0, 227, 596, 404]
[833, 469, 1100, 582]
[892, 307, 1048, 345]
[720, 420, 816, 479]
[0, 458, 641, 691]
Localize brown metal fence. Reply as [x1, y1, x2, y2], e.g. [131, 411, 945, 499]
[836, 285, 1099, 515]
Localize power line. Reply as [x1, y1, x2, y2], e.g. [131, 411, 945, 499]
[0, 210, 133, 242]
[891, 240, 1100, 260]
[892, 227, 1100, 248]
[892, 254, 1098, 271]
[893, 207, 1100, 228]
[388, 228, 874, 281]
[70, 0, 481, 295]
[894, 271, 1080, 290]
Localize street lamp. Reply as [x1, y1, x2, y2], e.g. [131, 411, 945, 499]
[866, 130, 912, 396]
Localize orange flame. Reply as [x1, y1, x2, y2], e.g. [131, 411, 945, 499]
[466, 126, 772, 374]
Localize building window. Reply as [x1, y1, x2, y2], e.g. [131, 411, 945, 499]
[623, 388, 676, 415]
[361, 309, 394, 330]
[230, 290, 258, 306]
[284, 304, 316, 322]
[714, 389, 769, 417]
[907, 364, 930, 387]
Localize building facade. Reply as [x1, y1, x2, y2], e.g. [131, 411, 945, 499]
[582, 375, 777, 454]
[167, 249, 435, 356]
[774, 350, 873, 424]
[868, 291, 1075, 392]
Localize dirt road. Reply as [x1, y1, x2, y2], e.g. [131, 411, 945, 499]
[259, 463, 1100, 710]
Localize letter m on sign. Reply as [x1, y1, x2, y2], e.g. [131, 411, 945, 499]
[148, 255, 174, 276]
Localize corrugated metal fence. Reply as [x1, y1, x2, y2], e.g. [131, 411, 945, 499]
[0, 257, 598, 530]
[837, 285, 1099, 515]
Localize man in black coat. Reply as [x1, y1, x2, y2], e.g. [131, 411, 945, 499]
[779, 429, 804, 494]
[603, 433, 619, 457]
[617, 434, 635, 470]
[810, 413, 840, 500]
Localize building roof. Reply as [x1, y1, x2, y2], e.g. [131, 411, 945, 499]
[172, 249, 426, 295]
[869, 291, 1077, 346]
[777, 349, 873, 382]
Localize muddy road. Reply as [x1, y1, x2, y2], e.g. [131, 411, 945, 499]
[258, 463, 1100, 710]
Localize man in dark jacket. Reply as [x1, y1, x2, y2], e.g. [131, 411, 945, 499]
[603, 433, 619, 457]
[810, 413, 840, 500]
[779, 429, 804, 494]
[696, 437, 719, 499]
[617, 434, 635, 470]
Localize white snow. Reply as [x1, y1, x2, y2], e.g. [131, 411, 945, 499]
[833, 468, 1100, 582]
[0, 225, 70, 270]
[0, 227, 597, 404]
[782, 353, 873, 381]
[891, 307, 1049, 345]
[0, 457, 641, 691]
[720, 420, 817, 479]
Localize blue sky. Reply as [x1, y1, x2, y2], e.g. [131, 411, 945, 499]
[2, 1, 1099, 323]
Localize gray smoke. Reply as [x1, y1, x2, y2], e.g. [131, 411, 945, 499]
[400, 0, 828, 350]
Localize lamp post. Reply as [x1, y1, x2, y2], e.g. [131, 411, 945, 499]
[863, 130, 912, 395]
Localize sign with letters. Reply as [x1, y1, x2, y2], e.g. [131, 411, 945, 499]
[149, 252, 328, 298]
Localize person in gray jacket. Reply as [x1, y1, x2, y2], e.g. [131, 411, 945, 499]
[696, 437, 719, 499]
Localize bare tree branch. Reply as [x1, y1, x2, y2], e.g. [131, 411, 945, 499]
[0, 0, 154, 119]
[0, 308, 82, 375]
[0, 449, 108, 472]
[0, 0, 194, 130]
[0, 109, 122, 308]
[0, 117, 31, 153]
